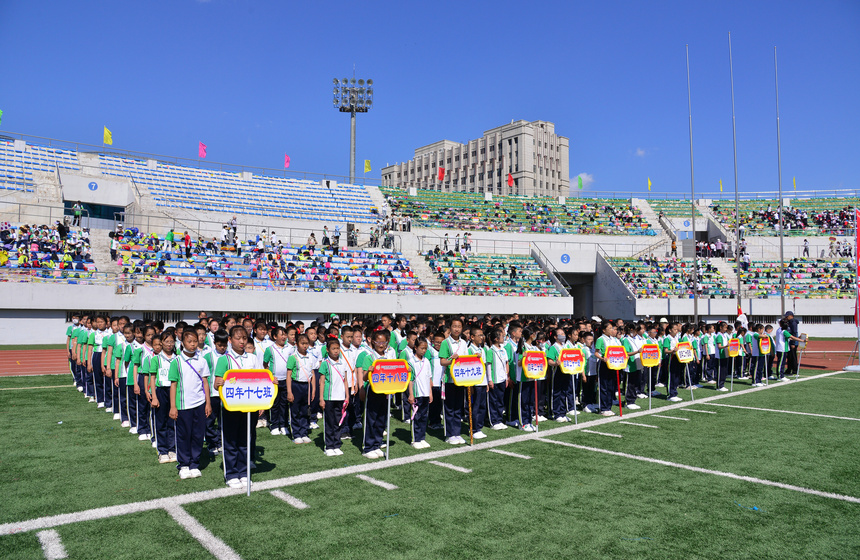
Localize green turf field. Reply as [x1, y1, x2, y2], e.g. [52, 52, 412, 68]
[2, 370, 859, 559]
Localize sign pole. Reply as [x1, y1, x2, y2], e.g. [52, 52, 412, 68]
[616, 370, 623, 417]
[534, 379, 539, 432]
[650, 365, 656, 410]
[730, 357, 735, 392]
[385, 395, 391, 460]
[246, 411, 251, 496]
[467, 387, 474, 445]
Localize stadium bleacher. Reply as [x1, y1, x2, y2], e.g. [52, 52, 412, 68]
[709, 198, 857, 236]
[609, 256, 733, 298]
[99, 155, 377, 223]
[648, 199, 702, 217]
[0, 222, 96, 272]
[381, 187, 656, 235]
[425, 251, 561, 296]
[117, 232, 422, 293]
[736, 258, 856, 298]
[0, 140, 80, 192]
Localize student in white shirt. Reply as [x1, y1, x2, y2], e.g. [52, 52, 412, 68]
[407, 338, 433, 448]
[168, 330, 212, 480]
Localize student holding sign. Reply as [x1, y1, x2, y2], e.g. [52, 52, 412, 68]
[486, 328, 509, 430]
[357, 329, 397, 458]
[621, 324, 642, 410]
[513, 328, 542, 429]
[714, 322, 730, 392]
[439, 318, 469, 444]
[546, 328, 573, 422]
[464, 327, 491, 439]
[594, 322, 622, 416]
[663, 323, 683, 402]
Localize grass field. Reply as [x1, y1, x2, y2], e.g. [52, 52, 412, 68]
[2, 369, 859, 559]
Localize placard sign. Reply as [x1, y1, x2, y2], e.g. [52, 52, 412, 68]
[798, 333, 808, 350]
[558, 348, 584, 375]
[640, 344, 661, 368]
[219, 369, 277, 412]
[676, 341, 694, 363]
[521, 350, 547, 379]
[759, 336, 772, 355]
[605, 346, 629, 371]
[451, 355, 486, 387]
[728, 338, 740, 358]
[368, 359, 411, 394]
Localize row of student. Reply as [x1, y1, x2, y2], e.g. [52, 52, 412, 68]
[64, 312, 805, 487]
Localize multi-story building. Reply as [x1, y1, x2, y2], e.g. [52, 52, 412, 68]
[381, 120, 569, 197]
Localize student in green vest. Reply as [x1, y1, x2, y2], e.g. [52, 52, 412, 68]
[464, 326, 491, 439]
[318, 337, 349, 456]
[286, 334, 317, 444]
[486, 327, 510, 430]
[750, 323, 765, 386]
[713, 322, 730, 392]
[66, 313, 81, 390]
[356, 328, 397, 458]
[114, 324, 134, 426]
[101, 317, 120, 416]
[594, 322, 622, 415]
[151, 332, 178, 464]
[202, 328, 228, 454]
[407, 338, 433, 448]
[621, 323, 642, 410]
[764, 325, 777, 380]
[546, 327, 573, 422]
[439, 318, 469, 443]
[168, 330, 212, 480]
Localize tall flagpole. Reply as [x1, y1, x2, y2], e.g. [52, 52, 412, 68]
[686, 44, 698, 323]
[774, 47, 786, 315]
[729, 32, 742, 312]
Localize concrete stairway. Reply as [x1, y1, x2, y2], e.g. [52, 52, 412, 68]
[364, 185, 388, 216]
[406, 250, 445, 294]
[88, 228, 122, 273]
[710, 257, 740, 295]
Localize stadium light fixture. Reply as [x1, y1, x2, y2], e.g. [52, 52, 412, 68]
[332, 74, 374, 184]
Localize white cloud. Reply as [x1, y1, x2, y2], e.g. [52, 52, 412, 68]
[571, 172, 594, 194]
[635, 147, 646, 157]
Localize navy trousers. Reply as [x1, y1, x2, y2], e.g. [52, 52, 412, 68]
[443, 383, 464, 438]
[289, 381, 310, 439]
[363, 390, 387, 453]
[136, 374, 151, 435]
[323, 400, 344, 450]
[117, 377, 130, 423]
[486, 382, 506, 426]
[205, 397, 222, 450]
[411, 396, 430, 442]
[597, 363, 616, 412]
[92, 352, 105, 404]
[517, 381, 535, 426]
[468, 385, 488, 432]
[716, 358, 728, 389]
[222, 408, 253, 481]
[175, 404, 205, 470]
[104, 367, 115, 410]
[154, 386, 176, 455]
[270, 380, 289, 430]
[428, 386, 443, 427]
[550, 369, 573, 418]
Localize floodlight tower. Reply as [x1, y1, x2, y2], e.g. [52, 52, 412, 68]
[333, 77, 374, 184]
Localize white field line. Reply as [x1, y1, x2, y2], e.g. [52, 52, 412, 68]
[269, 490, 309, 509]
[619, 421, 659, 429]
[0, 386, 70, 391]
[681, 409, 717, 414]
[488, 449, 532, 460]
[581, 430, 623, 438]
[651, 415, 690, 421]
[536, 437, 860, 505]
[428, 461, 472, 473]
[355, 474, 398, 490]
[701, 403, 860, 422]
[36, 529, 67, 560]
[165, 505, 242, 560]
[0, 370, 844, 537]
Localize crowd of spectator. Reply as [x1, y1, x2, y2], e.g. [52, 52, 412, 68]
[0, 221, 95, 271]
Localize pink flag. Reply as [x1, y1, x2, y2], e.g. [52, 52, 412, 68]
[198, 142, 207, 159]
[284, 154, 290, 169]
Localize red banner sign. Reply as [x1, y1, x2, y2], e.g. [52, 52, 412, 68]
[558, 348, 585, 375]
[368, 359, 410, 395]
[605, 346, 628, 370]
[521, 350, 547, 379]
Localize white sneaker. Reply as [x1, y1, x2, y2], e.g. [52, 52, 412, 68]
[600, 410, 615, 417]
[179, 467, 192, 479]
[113, 413, 121, 420]
[636, 393, 648, 399]
[310, 422, 319, 430]
[626, 403, 641, 410]
[280, 428, 288, 435]
[417, 440, 430, 449]
[374, 449, 385, 458]
[239, 477, 248, 484]
[655, 383, 666, 388]
[317, 412, 323, 420]
[159, 454, 170, 464]
[129, 427, 138, 434]
[271, 429, 280, 436]
[152, 441, 158, 448]
[121, 421, 130, 427]
[555, 416, 569, 423]
[294, 438, 304, 444]
[404, 419, 411, 425]
[190, 469, 202, 478]
[301, 436, 312, 444]
[411, 442, 423, 449]
[492, 423, 508, 430]
[77, 386, 84, 392]
[706, 380, 717, 385]
[473, 431, 487, 439]
[718, 387, 729, 392]
[138, 433, 150, 441]
[325, 449, 337, 457]
[446, 436, 463, 445]
[97, 403, 105, 409]
[334, 448, 344, 455]
[256, 419, 265, 429]
[226, 478, 242, 488]
[537, 415, 548, 423]
[105, 407, 112, 412]
[88, 397, 96, 403]
[169, 452, 177, 462]
[521, 424, 535, 432]
[668, 396, 683, 402]
[362, 451, 378, 459]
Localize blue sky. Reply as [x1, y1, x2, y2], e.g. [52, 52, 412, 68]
[0, 0, 858, 196]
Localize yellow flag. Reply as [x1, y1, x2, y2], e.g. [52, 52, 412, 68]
[647, 177, 651, 191]
[719, 178, 723, 192]
[364, 160, 371, 173]
[103, 126, 113, 146]
[793, 176, 796, 191]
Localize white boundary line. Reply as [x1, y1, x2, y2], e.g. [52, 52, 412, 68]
[165, 504, 242, 560]
[0, 370, 845, 537]
[581, 429, 623, 438]
[652, 415, 690, 421]
[619, 421, 659, 429]
[488, 449, 532, 460]
[355, 474, 398, 490]
[428, 460, 472, 473]
[0, 386, 70, 391]
[36, 529, 67, 560]
[269, 490, 309, 509]
[536, 437, 860, 504]
[701, 403, 860, 422]
[681, 409, 717, 414]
